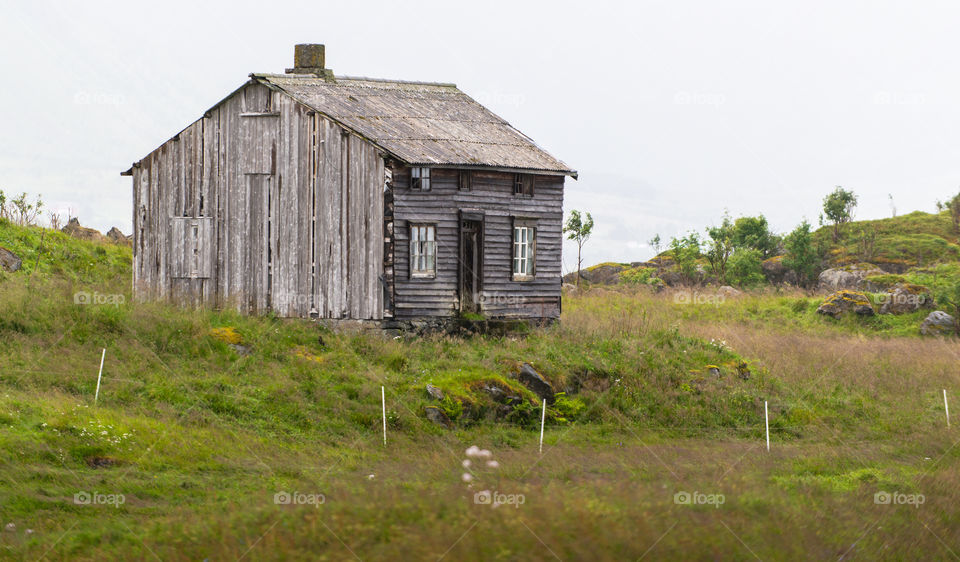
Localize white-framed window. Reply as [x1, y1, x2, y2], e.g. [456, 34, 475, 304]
[411, 167, 431, 191]
[512, 221, 536, 280]
[410, 224, 437, 277]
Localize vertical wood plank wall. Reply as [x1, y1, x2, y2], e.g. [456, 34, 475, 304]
[132, 82, 384, 319]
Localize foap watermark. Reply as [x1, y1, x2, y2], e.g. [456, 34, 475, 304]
[74, 490, 125, 508]
[674, 490, 725, 508]
[873, 91, 926, 106]
[274, 491, 325, 507]
[74, 91, 126, 106]
[874, 292, 930, 308]
[673, 291, 725, 306]
[474, 490, 525, 509]
[74, 291, 125, 306]
[874, 491, 924, 508]
[476, 292, 526, 307]
[673, 91, 726, 106]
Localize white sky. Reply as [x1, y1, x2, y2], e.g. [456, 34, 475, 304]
[2, 0, 959, 272]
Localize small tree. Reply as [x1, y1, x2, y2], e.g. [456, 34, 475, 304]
[563, 210, 594, 287]
[648, 234, 662, 274]
[947, 191, 960, 234]
[822, 186, 858, 242]
[669, 232, 702, 284]
[731, 215, 780, 258]
[705, 213, 735, 283]
[782, 220, 819, 288]
[727, 248, 765, 288]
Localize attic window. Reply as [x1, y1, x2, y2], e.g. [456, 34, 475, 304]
[458, 170, 472, 191]
[513, 173, 533, 197]
[411, 167, 431, 191]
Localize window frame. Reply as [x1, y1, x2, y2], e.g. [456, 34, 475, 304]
[513, 173, 534, 197]
[511, 218, 537, 281]
[409, 223, 438, 279]
[458, 170, 472, 191]
[410, 167, 431, 191]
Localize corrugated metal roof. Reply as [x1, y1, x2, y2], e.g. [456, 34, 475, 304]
[252, 73, 576, 177]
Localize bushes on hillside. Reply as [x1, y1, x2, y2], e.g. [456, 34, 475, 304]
[783, 221, 820, 288]
[727, 249, 765, 288]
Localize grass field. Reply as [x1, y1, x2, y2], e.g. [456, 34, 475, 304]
[1, 222, 960, 560]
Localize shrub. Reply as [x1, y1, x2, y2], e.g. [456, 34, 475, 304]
[727, 249, 765, 288]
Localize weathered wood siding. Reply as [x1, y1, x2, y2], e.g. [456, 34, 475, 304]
[132, 82, 383, 319]
[389, 167, 564, 319]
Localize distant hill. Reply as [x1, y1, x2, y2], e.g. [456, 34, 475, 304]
[566, 209, 960, 288]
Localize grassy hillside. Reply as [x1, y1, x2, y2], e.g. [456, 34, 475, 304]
[2, 219, 960, 560]
[817, 210, 960, 269]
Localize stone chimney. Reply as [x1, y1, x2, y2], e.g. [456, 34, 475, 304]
[286, 44, 334, 81]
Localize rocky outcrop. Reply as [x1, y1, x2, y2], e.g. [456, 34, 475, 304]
[61, 218, 106, 242]
[816, 290, 875, 317]
[921, 311, 956, 336]
[878, 284, 934, 315]
[0, 247, 21, 272]
[817, 264, 885, 292]
[515, 363, 555, 404]
[761, 255, 798, 285]
[106, 227, 131, 245]
[425, 384, 444, 401]
[424, 406, 452, 428]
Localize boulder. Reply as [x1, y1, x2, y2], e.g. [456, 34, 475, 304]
[817, 264, 884, 292]
[61, 218, 106, 242]
[878, 283, 934, 315]
[921, 311, 956, 336]
[816, 290, 875, 318]
[761, 255, 798, 285]
[717, 286, 742, 298]
[425, 384, 444, 401]
[0, 247, 22, 272]
[424, 406, 452, 428]
[515, 362, 555, 404]
[561, 283, 578, 294]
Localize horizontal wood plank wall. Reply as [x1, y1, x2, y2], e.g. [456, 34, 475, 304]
[391, 168, 563, 319]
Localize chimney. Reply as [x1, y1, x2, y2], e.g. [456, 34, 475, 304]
[286, 44, 334, 81]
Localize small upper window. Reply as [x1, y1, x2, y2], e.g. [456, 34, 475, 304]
[411, 167, 431, 191]
[410, 224, 437, 277]
[513, 173, 533, 197]
[459, 170, 472, 191]
[512, 222, 536, 279]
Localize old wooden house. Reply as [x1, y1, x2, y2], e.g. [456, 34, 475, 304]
[122, 44, 576, 324]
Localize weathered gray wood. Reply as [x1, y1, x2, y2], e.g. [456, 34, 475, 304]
[131, 80, 556, 322]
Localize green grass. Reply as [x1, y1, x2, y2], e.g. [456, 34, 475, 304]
[2, 221, 960, 560]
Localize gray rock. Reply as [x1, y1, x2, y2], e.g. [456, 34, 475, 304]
[878, 284, 934, 315]
[516, 363, 555, 404]
[816, 290, 875, 318]
[921, 311, 956, 336]
[817, 265, 884, 292]
[717, 286, 742, 298]
[707, 366, 721, 377]
[0, 247, 21, 272]
[424, 406, 452, 427]
[229, 344, 251, 355]
[425, 384, 444, 401]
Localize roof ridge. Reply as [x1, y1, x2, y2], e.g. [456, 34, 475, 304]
[252, 72, 457, 89]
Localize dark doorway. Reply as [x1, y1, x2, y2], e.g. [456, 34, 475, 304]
[459, 217, 483, 314]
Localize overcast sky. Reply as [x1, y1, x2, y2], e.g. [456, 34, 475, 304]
[2, 0, 959, 271]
